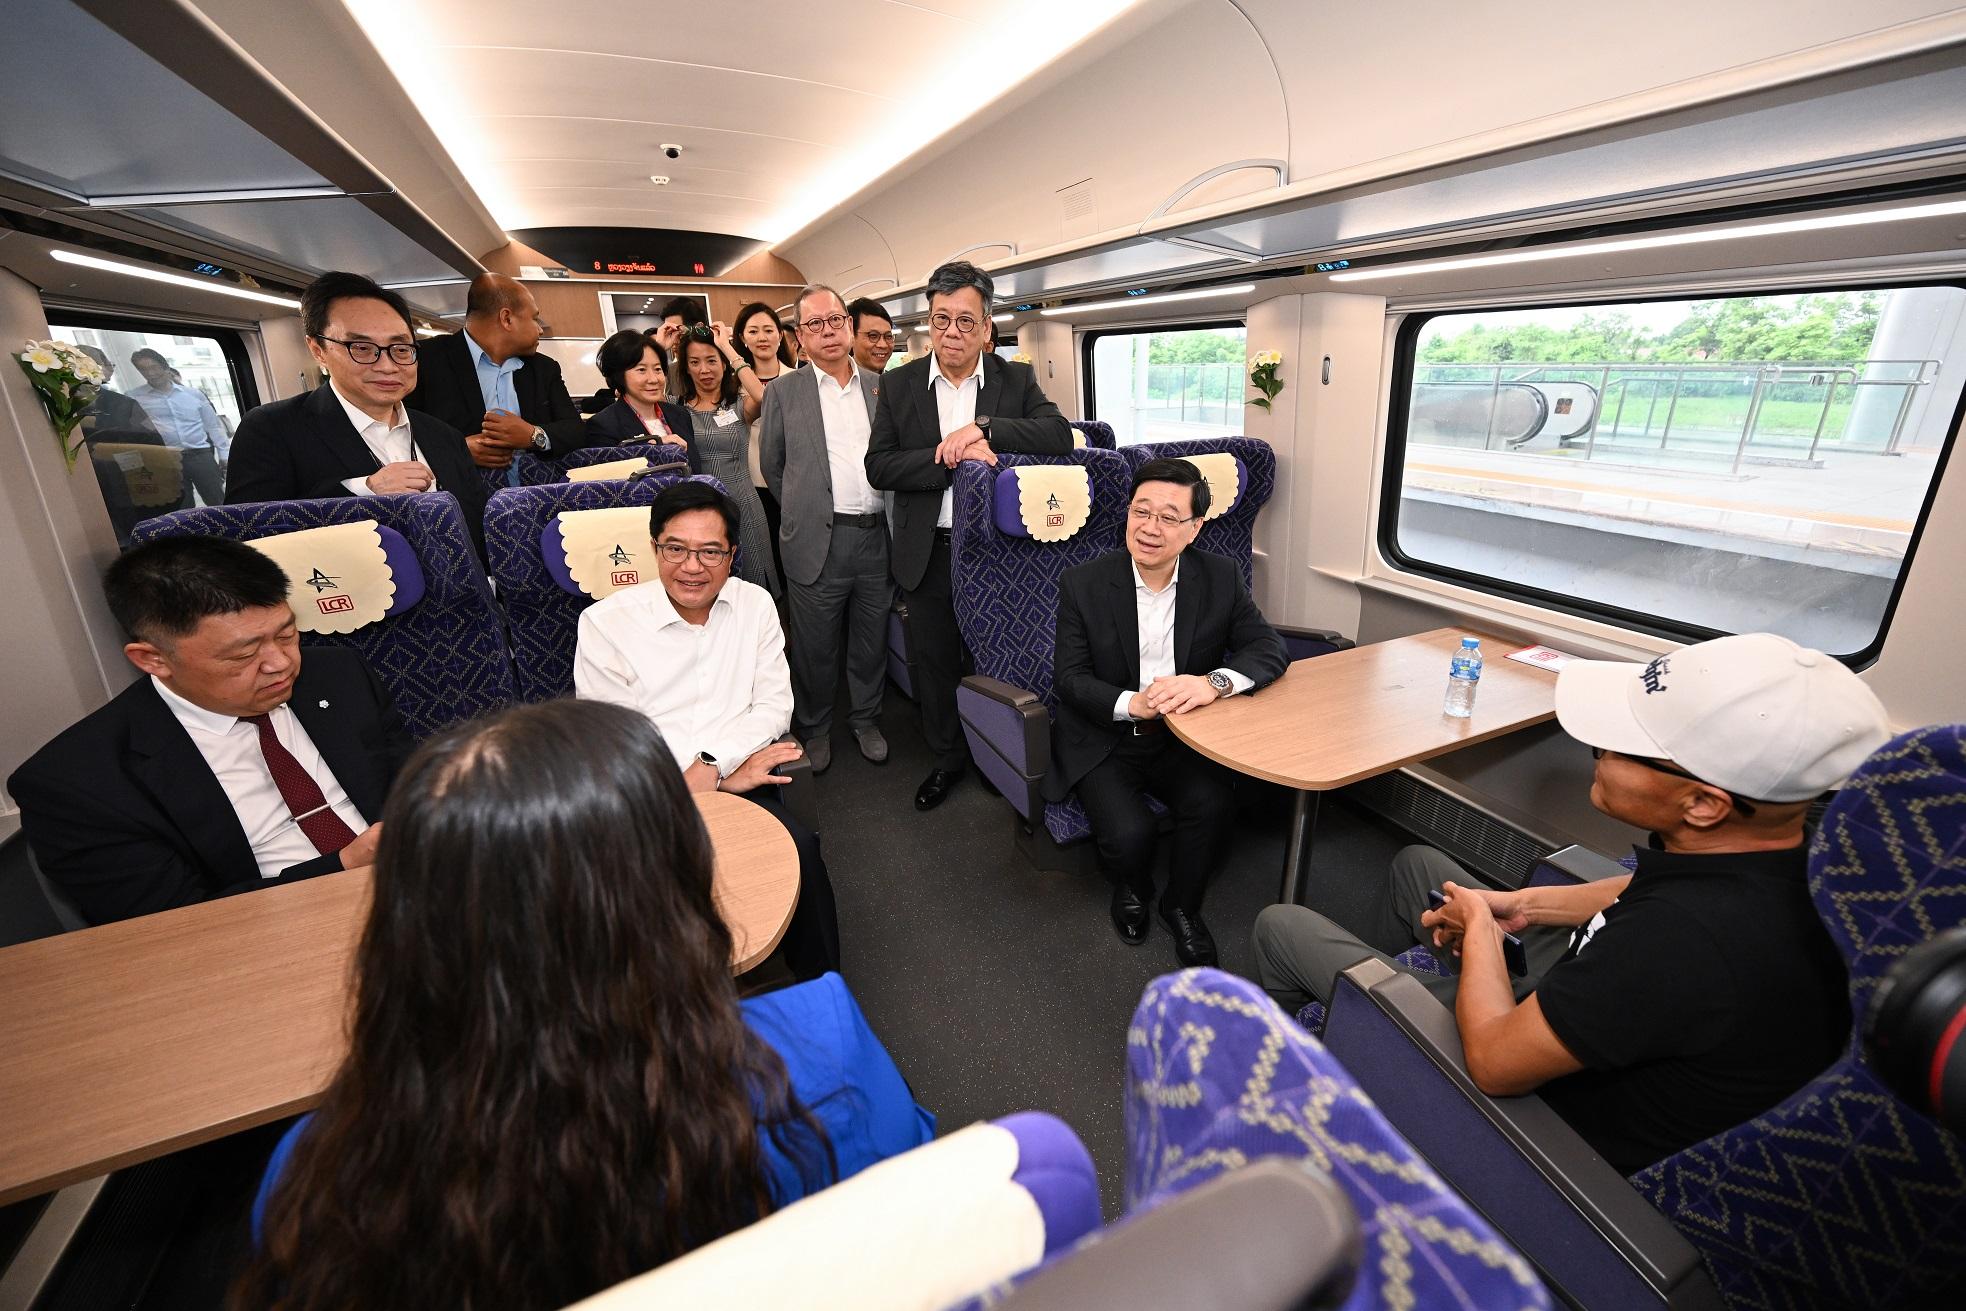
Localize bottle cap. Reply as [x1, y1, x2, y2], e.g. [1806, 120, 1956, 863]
[1461, 637, 1480, 647]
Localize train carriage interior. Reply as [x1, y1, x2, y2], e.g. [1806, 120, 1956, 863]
[3, 1, 1966, 1308]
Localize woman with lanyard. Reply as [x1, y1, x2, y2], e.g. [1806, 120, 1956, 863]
[678, 323, 779, 597]
[732, 301, 796, 575]
[585, 330, 694, 460]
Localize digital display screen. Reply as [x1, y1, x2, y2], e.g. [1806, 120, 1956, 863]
[512, 227, 764, 280]
[1315, 260, 1352, 272]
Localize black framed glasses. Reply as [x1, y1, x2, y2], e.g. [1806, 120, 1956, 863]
[684, 324, 717, 341]
[1127, 505, 1194, 529]
[655, 541, 732, 567]
[929, 312, 983, 334]
[1590, 746, 1759, 816]
[314, 336, 418, 366]
[800, 313, 849, 334]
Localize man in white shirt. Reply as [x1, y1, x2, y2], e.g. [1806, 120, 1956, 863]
[1045, 459, 1288, 966]
[759, 284, 892, 772]
[224, 271, 491, 562]
[574, 481, 841, 977]
[129, 348, 228, 506]
[9, 536, 411, 924]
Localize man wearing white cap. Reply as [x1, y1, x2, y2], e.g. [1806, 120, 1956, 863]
[1252, 632, 1892, 1174]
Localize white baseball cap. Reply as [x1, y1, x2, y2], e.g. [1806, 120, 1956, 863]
[1554, 632, 1892, 803]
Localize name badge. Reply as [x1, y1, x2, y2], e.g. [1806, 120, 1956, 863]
[715, 407, 740, 427]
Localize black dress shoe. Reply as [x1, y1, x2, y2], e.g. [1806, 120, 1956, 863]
[1109, 885, 1150, 946]
[914, 768, 965, 811]
[1159, 905, 1219, 968]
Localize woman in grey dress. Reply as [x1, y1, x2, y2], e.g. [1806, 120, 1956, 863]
[677, 327, 779, 597]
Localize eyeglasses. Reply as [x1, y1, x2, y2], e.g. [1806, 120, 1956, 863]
[1590, 746, 1759, 816]
[929, 312, 983, 334]
[1128, 505, 1194, 529]
[315, 336, 418, 366]
[655, 541, 731, 567]
[684, 324, 717, 341]
[800, 313, 849, 334]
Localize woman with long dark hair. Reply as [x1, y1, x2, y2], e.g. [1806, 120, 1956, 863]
[732, 300, 795, 571]
[585, 329, 694, 460]
[237, 700, 931, 1310]
[679, 325, 779, 596]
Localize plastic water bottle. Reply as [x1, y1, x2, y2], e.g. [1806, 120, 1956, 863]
[1443, 637, 1482, 719]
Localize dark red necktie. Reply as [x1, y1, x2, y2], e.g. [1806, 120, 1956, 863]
[244, 713, 359, 856]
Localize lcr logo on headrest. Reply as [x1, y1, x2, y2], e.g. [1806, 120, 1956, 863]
[607, 543, 632, 566]
[1045, 490, 1063, 528]
[317, 594, 355, 615]
[1640, 655, 1671, 694]
[610, 571, 638, 587]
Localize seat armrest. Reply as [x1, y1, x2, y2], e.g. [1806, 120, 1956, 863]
[993, 1160, 1361, 1311]
[1275, 624, 1354, 658]
[1322, 959, 1722, 1310]
[1537, 843, 1630, 885]
[958, 677, 1051, 823]
[776, 734, 818, 834]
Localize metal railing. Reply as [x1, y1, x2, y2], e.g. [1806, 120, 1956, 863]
[1135, 361, 1242, 428]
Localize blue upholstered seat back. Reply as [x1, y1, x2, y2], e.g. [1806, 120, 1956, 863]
[128, 493, 512, 739]
[554, 442, 692, 476]
[950, 449, 1131, 713]
[483, 474, 716, 703]
[1122, 437, 1276, 590]
[1069, 419, 1115, 449]
[1635, 723, 1966, 1308]
[477, 452, 563, 494]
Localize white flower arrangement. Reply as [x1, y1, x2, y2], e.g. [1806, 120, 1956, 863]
[1248, 349, 1284, 411]
[1011, 351, 1034, 365]
[13, 338, 106, 470]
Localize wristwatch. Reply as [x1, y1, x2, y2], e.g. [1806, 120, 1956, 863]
[1207, 671, 1235, 696]
[528, 426, 549, 452]
[695, 751, 719, 770]
[974, 415, 991, 439]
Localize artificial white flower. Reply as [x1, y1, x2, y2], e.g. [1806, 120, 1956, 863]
[22, 345, 59, 372]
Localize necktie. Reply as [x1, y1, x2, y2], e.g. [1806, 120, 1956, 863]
[245, 713, 359, 856]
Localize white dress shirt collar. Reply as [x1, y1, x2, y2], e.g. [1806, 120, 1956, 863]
[927, 351, 985, 392]
[1132, 557, 1180, 596]
[640, 580, 735, 631]
[815, 358, 862, 395]
[328, 382, 407, 437]
[152, 675, 245, 735]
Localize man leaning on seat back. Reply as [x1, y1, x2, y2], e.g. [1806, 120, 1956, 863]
[8, 537, 412, 924]
[573, 480, 842, 981]
[1254, 633, 1893, 1175]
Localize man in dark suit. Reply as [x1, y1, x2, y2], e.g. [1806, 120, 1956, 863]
[1046, 458, 1287, 966]
[8, 536, 413, 925]
[865, 260, 1073, 810]
[225, 271, 491, 561]
[405, 272, 589, 480]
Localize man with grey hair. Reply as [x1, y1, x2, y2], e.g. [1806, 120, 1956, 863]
[866, 260, 1073, 811]
[759, 285, 891, 771]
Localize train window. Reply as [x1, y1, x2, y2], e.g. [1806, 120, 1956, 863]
[1084, 321, 1247, 445]
[1381, 287, 1966, 659]
[44, 316, 258, 546]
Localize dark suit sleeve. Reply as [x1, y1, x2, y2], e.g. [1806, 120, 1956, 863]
[364, 657, 417, 783]
[225, 409, 357, 504]
[1054, 571, 1132, 724]
[988, 364, 1072, 456]
[758, 381, 788, 502]
[865, 376, 952, 492]
[531, 358, 590, 456]
[1222, 570, 1288, 690]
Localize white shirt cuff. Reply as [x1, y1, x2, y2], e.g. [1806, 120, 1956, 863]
[1113, 690, 1135, 722]
[1212, 668, 1254, 696]
[343, 475, 379, 496]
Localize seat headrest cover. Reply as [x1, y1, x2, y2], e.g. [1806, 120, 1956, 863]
[1071, 431, 1086, 449]
[243, 520, 424, 633]
[1181, 453, 1244, 520]
[550, 506, 656, 599]
[566, 455, 651, 483]
[992, 465, 1092, 542]
[94, 443, 184, 506]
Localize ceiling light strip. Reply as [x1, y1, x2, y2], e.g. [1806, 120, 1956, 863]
[49, 249, 301, 308]
[1039, 284, 1256, 316]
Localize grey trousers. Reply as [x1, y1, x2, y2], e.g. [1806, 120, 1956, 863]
[183, 445, 225, 507]
[1251, 845, 1575, 1012]
[787, 519, 893, 738]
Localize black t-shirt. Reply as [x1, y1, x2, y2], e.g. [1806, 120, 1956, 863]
[1534, 842, 1850, 1176]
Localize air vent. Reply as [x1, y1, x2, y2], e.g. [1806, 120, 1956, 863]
[1346, 771, 1554, 888]
[1056, 178, 1097, 240]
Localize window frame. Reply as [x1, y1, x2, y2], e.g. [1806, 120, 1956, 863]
[1375, 280, 1966, 667]
[1079, 318, 1248, 428]
[44, 309, 262, 416]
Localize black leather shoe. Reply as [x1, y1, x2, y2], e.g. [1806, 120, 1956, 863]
[1109, 885, 1150, 946]
[1159, 905, 1219, 968]
[914, 768, 964, 811]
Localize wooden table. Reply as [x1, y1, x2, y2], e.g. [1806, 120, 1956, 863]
[1168, 627, 1558, 903]
[0, 790, 796, 1207]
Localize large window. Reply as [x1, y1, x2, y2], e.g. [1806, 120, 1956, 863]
[1383, 286, 1965, 658]
[1086, 322, 1246, 445]
[47, 315, 258, 545]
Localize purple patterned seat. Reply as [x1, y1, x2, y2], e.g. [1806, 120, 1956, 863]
[1119, 437, 1274, 591]
[1068, 419, 1115, 449]
[477, 451, 563, 495]
[949, 450, 1132, 856]
[552, 442, 691, 478]
[483, 473, 719, 703]
[128, 492, 513, 740]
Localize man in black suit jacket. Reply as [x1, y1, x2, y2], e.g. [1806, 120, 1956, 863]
[8, 537, 413, 925]
[225, 271, 491, 562]
[1046, 459, 1287, 966]
[406, 272, 590, 481]
[865, 260, 1073, 811]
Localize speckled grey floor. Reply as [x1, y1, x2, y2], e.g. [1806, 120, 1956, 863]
[807, 685, 1409, 1218]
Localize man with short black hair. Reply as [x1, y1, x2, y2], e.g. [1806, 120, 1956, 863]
[653, 295, 710, 363]
[1253, 632, 1892, 1174]
[573, 481, 842, 978]
[225, 270, 490, 560]
[406, 272, 590, 481]
[1050, 458, 1287, 965]
[866, 260, 1074, 811]
[848, 298, 897, 373]
[9, 536, 411, 924]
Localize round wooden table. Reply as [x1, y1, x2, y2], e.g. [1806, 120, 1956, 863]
[696, 789, 801, 973]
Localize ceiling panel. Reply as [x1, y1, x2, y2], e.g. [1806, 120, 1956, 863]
[140, 198, 466, 294]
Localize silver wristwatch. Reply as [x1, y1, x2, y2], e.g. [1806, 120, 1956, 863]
[529, 426, 549, 452]
[1207, 671, 1234, 696]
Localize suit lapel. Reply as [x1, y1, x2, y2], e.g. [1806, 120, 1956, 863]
[976, 352, 1000, 420]
[799, 370, 833, 501]
[291, 663, 381, 818]
[305, 383, 383, 474]
[126, 682, 259, 879]
[1173, 559, 1199, 673]
[1107, 554, 1141, 689]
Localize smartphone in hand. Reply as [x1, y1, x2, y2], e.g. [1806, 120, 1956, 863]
[1428, 888, 1528, 977]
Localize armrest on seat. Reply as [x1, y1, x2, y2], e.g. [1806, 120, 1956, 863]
[1320, 959, 1723, 1311]
[1275, 624, 1354, 659]
[777, 734, 818, 834]
[993, 1159, 1360, 1311]
[958, 677, 1051, 823]
[1536, 842, 1631, 886]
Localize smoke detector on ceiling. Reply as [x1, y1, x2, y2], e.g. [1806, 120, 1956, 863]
[649, 175, 670, 186]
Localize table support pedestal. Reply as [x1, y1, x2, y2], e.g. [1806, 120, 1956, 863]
[1281, 790, 1322, 905]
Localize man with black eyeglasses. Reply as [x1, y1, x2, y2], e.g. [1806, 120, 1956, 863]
[574, 480, 840, 979]
[226, 271, 490, 561]
[1253, 632, 1892, 1174]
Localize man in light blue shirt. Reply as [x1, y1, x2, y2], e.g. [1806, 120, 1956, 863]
[130, 348, 228, 506]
